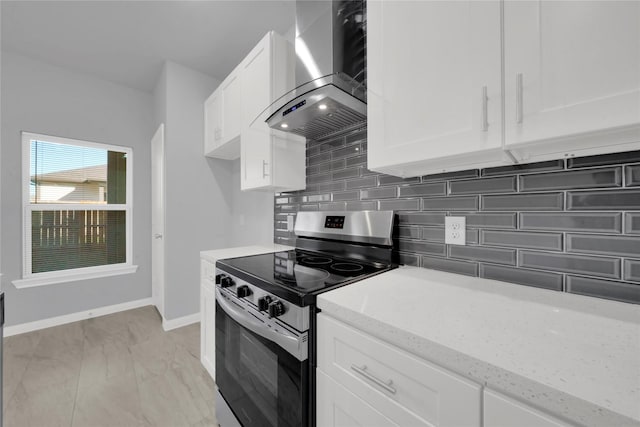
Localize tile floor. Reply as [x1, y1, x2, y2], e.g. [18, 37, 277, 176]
[3, 306, 217, 426]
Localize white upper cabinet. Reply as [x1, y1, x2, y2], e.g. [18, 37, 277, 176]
[204, 66, 243, 159]
[204, 89, 222, 156]
[367, 0, 509, 177]
[504, 0, 640, 162]
[204, 31, 305, 191]
[368, 0, 640, 177]
[240, 32, 305, 192]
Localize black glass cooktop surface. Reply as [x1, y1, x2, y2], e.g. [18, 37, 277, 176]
[217, 250, 393, 306]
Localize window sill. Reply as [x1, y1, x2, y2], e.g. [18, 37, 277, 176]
[12, 265, 138, 289]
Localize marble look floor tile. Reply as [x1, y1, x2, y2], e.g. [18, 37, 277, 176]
[72, 372, 143, 427]
[3, 378, 77, 427]
[77, 337, 136, 392]
[2, 307, 216, 427]
[2, 331, 42, 413]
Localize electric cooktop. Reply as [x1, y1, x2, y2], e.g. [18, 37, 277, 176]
[217, 249, 393, 306]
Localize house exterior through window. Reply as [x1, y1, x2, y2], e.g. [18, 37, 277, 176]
[18, 132, 135, 286]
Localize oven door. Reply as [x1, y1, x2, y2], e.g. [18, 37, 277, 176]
[215, 290, 308, 427]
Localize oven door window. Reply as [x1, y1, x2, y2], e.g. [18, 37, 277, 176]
[216, 300, 308, 427]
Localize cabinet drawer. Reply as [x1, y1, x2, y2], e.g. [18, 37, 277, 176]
[317, 314, 481, 427]
[200, 258, 216, 284]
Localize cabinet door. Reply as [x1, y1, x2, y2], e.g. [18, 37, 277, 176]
[204, 89, 222, 155]
[242, 35, 271, 129]
[367, 0, 506, 177]
[484, 389, 574, 427]
[504, 1, 640, 160]
[317, 370, 399, 427]
[317, 314, 481, 427]
[241, 128, 273, 190]
[221, 71, 242, 145]
[200, 281, 216, 379]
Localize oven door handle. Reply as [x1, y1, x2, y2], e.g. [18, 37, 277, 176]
[215, 288, 308, 361]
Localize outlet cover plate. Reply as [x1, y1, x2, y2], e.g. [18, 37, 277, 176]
[445, 216, 466, 245]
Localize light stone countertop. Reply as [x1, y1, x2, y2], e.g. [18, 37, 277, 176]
[200, 244, 294, 264]
[317, 266, 640, 427]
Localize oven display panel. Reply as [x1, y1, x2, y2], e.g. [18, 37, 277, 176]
[324, 215, 345, 229]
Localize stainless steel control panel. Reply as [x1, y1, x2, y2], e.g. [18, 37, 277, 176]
[215, 268, 310, 333]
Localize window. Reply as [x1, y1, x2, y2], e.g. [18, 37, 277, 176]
[16, 132, 136, 287]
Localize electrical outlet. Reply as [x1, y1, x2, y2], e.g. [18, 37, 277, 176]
[445, 216, 466, 245]
[287, 215, 295, 232]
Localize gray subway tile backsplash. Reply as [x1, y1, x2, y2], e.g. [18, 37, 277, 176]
[380, 199, 421, 211]
[459, 212, 518, 229]
[397, 212, 446, 226]
[519, 251, 620, 279]
[566, 276, 640, 304]
[481, 160, 564, 177]
[449, 176, 517, 195]
[345, 201, 377, 211]
[625, 213, 640, 234]
[567, 150, 640, 169]
[480, 230, 563, 251]
[361, 187, 397, 200]
[626, 164, 640, 186]
[519, 212, 622, 234]
[422, 169, 479, 181]
[275, 135, 640, 304]
[624, 259, 640, 282]
[519, 167, 622, 191]
[566, 234, 640, 257]
[567, 189, 640, 210]
[397, 240, 446, 256]
[422, 256, 478, 277]
[482, 192, 564, 211]
[345, 176, 378, 190]
[480, 264, 563, 291]
[398, 182, 446, 197]
[379, 175, 421, 186]
[422, 196, 479, 211]
[449, 245, 517, 265]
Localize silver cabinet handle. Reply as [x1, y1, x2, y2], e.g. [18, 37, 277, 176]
[350, 364, 397, 394]
[262, 160, 269, 178]
[481, 86, 489, 132]
[516, 73, 523, 124]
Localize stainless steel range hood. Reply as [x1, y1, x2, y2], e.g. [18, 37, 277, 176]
[258, 0, 366, 142]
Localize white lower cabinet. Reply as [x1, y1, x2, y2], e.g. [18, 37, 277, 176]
[317, 370, 398, 427]
[484, 389, 575, 427]
[316, 314, 481, 427]
[200, 258, 216, 379]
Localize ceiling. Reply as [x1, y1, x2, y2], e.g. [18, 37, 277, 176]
[1, 1, 296, 92]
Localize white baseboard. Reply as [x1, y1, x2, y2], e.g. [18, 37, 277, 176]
[4, 297, 154, 337]
[162, 312, 200, 331]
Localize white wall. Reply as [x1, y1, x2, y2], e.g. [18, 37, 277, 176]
[0, 51, 154, 326]
[156, 61, 231, 321]
[154, 61, 274, 322]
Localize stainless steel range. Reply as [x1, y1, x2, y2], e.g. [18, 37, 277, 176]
[214, 211, 396, 427]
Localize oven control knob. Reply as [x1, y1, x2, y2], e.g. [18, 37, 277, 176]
[268, 300, 286, 318]
[220, 276, 234, 288]
[236, 285, 251, 298]
[215, 274, 222, 284]
[258, 296, 272, 312]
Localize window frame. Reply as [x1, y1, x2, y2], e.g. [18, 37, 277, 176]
[14, 132, 137, 288]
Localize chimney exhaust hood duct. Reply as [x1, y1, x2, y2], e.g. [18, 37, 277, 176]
[257, 0, 366, 142]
